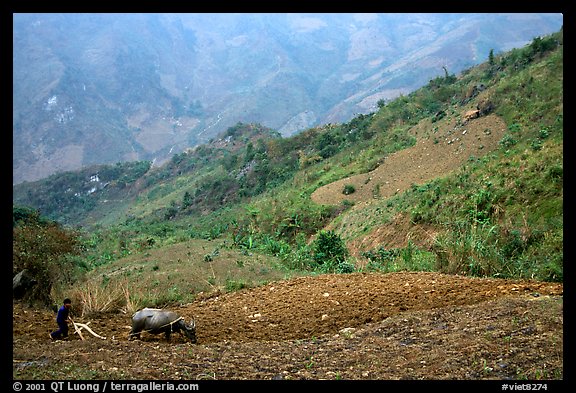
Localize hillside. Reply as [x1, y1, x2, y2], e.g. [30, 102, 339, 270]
[12, 31, 563, 381]
[14, 30, 563, 280]
[311, 113, 507, 207]
[13, 13, 563, 184]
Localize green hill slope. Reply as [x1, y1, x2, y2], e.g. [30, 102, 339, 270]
[14, 30, 563, 301]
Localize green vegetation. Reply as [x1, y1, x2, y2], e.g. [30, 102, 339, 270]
[310, 230, 355, 273]
[13, 206, 83, 305]
[13, 30, 563, 309]
[13, 161, 151, 225]
[362, 241, 436, 273]
[343, 184, 356, 195]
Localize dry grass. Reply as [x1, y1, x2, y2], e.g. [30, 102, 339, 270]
[68, 238, 293, 315]
[71, 279, 142, 317]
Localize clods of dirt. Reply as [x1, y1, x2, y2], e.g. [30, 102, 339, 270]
[13, 272, 563, 380]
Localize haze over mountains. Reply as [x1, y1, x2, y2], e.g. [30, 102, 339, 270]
[12, 13, 563, 185]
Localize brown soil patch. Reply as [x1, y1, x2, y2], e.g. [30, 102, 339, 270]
[14, 272, 563, 380]
[311, 112, 507, 207]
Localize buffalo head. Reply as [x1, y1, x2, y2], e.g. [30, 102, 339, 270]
[176, 318, 197, 343]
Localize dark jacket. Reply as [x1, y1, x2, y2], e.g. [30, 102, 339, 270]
[56, 305, 70, 325]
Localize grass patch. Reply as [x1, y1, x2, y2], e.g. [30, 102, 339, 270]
[70, 238, 295, 311]
[361, 241, 436, 273]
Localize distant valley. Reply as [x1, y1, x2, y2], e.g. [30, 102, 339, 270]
[13, 13, 562, 184]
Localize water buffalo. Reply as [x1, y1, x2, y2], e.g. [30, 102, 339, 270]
[130, 308, 196, 343]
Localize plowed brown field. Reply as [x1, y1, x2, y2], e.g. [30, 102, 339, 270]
[13, 272, 563, 380]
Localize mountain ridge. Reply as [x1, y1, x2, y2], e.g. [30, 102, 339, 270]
[13, 13, 563, 184]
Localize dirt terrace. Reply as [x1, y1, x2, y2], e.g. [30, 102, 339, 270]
[311, 112, 507, 207]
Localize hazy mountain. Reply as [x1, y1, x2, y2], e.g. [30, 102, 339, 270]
[13, 13, 562, 184]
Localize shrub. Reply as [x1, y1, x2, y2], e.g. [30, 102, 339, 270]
[312, 230, 349, 266]
[342, 184, 356, 195]
[499, 134, 518, 149]
[530, 139, 543, 151]
[309, 230, 354, 273]
[225, 279, 247, 292]
[13, 207, 82, 305]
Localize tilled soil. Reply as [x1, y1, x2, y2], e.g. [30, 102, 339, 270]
[13, 272, 563, 380]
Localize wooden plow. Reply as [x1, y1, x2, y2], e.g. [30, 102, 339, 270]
[70, 317, 106, 340]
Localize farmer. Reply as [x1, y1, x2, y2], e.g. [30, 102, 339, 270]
[50, 298, 72, 340]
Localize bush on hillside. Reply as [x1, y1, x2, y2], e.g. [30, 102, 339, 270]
[13, 206, 82, 305]
[310, 230, 353, 273]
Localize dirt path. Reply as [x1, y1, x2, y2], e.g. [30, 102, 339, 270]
[13, 272, 563, 380]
